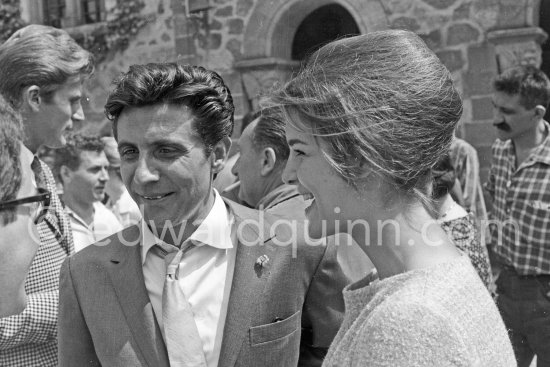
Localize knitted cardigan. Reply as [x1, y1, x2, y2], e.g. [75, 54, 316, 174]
[323, 256, 516, 367]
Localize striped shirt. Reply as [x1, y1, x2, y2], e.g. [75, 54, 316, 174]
[486, 126, 550, 275]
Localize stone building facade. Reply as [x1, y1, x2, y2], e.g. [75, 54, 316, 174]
[18, 0, 550, 183]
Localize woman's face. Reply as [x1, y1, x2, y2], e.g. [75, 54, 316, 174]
[283, 113, 362, 239]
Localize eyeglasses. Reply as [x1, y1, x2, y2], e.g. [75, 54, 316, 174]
[0, 187, 51, 224]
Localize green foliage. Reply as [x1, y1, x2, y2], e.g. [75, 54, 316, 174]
[0, 0, 26, 43]
[74, 0, 150, 63]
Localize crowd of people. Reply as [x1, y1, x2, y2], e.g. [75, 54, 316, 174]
[0, 23, 549, 367]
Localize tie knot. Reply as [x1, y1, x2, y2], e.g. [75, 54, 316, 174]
[156, 240, 197, 280]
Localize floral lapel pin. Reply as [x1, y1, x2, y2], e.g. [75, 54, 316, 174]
[254, 254, 270, 277]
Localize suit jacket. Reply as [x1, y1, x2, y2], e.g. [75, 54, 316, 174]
[58, 199, 348, 367]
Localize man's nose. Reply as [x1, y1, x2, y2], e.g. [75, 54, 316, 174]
[134, 157, 159, 184]
[72, 103, 85, 122]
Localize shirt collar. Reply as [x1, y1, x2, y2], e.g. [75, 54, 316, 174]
[141, 190, 233, 264]
[528, 121, 550, 166]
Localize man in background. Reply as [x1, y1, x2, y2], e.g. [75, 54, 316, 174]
[101, 136, 141, 227]
[487, 65, 550, 366]
[0, 24, 93, 366]
[231, 108, 371, 281]
[54, 134, 122, 252]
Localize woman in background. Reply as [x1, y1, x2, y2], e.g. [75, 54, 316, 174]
[432, 154, 493, 291]
[271, 30, 514, 366]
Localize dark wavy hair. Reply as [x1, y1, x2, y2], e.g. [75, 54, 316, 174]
[493, 65, 550, 109]
[53, 133, 104, 184]
[0, 94, 24, 224]
[105, 63, 234, 155]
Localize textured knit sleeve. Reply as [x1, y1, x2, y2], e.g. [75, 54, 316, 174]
[0, 290, 58, 349]
[352, 301, 471, 367]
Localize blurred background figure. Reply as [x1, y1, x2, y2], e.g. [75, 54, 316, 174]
[216, 109, 260, 204]
[0, 24, 92, 367]
[0, 97, 42, 317]
[54, 134, 122, 252]
[101, 136, 141, 227]
[432, 154, 493, 291]
[232, 107, 372, 281]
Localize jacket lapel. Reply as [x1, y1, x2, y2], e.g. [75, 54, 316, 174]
[218, 201, 278, 367]
[107, 225, 169, 367]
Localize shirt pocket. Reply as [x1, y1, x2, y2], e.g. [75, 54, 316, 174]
[249, 309, 301, 346]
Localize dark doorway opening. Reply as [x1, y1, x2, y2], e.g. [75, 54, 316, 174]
[291, 4, 360, 61]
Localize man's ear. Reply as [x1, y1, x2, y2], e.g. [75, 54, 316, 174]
[59, 165, 72, 186]
[534, 105, 546, 118]
[260, 147, 277, 177]
[22, 86, 42, 113]
[211, 136, 231, 174]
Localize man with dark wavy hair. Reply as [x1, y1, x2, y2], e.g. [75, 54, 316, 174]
[0, 25, 93, 367]
[487, 65, 550, 366]
[58, 63, 347, 367]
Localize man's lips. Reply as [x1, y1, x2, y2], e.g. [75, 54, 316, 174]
[493, 121, 511, 131]
[137, 192, 173, 201]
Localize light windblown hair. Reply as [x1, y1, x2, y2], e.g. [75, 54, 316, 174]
[0, 25, 94, 107]
[268, 30, 462, 207]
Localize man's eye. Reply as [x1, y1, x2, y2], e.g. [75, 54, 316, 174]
[293, 149, 305, 156]
[120, 148, 138, 159]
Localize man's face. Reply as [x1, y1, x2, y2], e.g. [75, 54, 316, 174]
[35, 75, 85, 148]
[231, 119, 264, 207]
[63, 150, 109, 205]
[116, 103, 216, 231]
[492, 91, 538, 141]
[0, 149, 41, 315]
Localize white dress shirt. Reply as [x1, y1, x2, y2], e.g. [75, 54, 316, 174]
[141, 190, 237, 367]
[66, 202, 123, 252]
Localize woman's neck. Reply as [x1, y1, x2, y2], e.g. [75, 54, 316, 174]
[351, 203, 460, 280]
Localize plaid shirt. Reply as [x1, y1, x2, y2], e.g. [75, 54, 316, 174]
[0, 158, 74, 366]
[486, 127, 550, 275]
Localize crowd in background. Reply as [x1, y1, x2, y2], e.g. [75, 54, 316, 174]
[0, 23, 548, 367]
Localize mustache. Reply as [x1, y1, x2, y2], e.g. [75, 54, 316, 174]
[493, 121, 511, 132]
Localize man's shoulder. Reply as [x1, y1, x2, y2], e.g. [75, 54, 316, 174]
[68, 225, 141, 264]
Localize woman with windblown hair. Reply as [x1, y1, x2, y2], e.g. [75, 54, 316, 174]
[269, 30, 515, 366]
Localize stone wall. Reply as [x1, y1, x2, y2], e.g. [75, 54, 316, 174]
[74, 0, 545, 183]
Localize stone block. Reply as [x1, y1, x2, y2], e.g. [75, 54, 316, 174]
[421, 0, 457, 10]
[436, 49, 464, 72]
[467, 43, 497, 74]
[236, 0, 254, 17]
[453, 2, 470, 20]
[228, 18, 244, 35]
[496, 4, 527, 28]
[226, 38, 242, 59]
[463, 121, 497, 152]
[175, 36, 196, 55]
[170, 0, 185, 14]
[391, 17, 420, 32]
[471, 96, 494, 121]
[210, 18, 223, 31]
[215, 5, 233, 17]
[198, 32, 222, 50]
[381, 0, 413, 14]
[447, 23, 480, 46]
[419, 29, 442, 50]
[463, 70, 496, 97]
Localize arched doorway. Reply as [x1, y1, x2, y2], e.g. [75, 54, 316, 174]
[292, 4, 360, 61]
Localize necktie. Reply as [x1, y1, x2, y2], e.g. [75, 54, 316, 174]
[158, 241, 207, 367]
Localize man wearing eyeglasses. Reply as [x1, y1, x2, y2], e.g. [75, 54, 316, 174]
[0, 25, 93, 366]
[0, 98, 48, 317]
